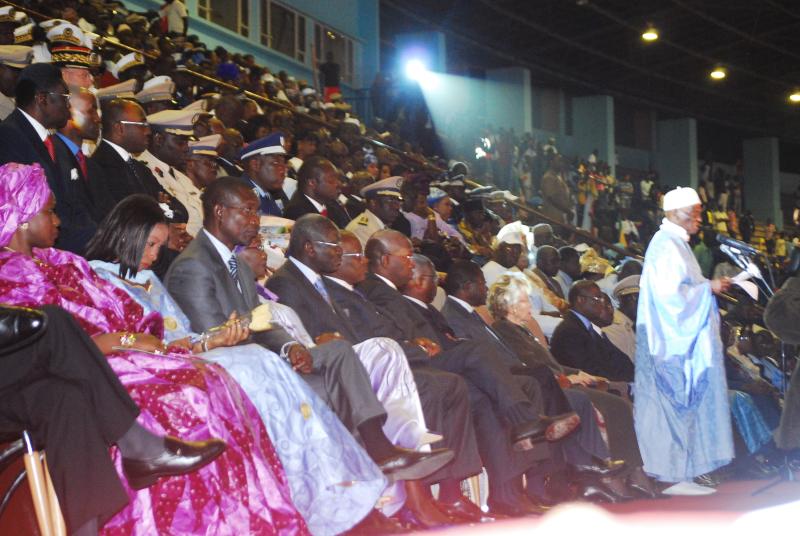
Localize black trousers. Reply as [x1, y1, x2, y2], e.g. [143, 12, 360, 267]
[412, 366, 483, 485]
[430, 339, 543, 426]
[0, 306, 139, 533]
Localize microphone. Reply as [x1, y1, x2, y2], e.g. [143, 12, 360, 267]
[717, 234, 759, 256]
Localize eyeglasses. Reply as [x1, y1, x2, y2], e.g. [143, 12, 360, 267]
[579, 295, 606, 304]
[313, 240, 341, 248]
[47, 91, 71, 101]
[119, 120, 150, 128]
[223, 204, 259, 218]
[387, 253, 413, 261]
[342, 252, 364, 258]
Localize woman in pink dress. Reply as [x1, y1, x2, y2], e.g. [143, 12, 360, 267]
[0, 162, 309, 534]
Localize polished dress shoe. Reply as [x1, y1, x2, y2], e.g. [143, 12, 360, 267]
[627, 480, 663, 499]
[579, 483, 621, 504]
[436, 497, 495, 523]
[486, 497, 547, 517]
[392, 505, 452, 530]
[571, 457, 626, 478]
[377, 447, 454, 481]
[0, 305, 47, 356]
[122, 436, 226, 489]
[510, 412, 579, 444]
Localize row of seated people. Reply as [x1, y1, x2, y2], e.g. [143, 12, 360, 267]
[0, 157, 670, 535]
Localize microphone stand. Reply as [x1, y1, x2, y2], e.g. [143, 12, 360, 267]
[718, 245, 795, 494]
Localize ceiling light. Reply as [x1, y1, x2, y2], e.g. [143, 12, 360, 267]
[641, 26, 658, 42]
[710, 67, 726, 80]
[789, 92, 800, 103]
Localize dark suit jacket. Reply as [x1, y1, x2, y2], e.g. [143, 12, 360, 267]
[265, 258, 359, 343]
[357, 273, 445, 346]
[0, 109, 97, 253]
[325, 277, 429, 364]
[492, 318, 579, 376]
[549, 310, 635, 382]
[439, 297, 520, 368]
[88, 140, 168, 221]
[283, 191, 352, 228]
[164, 229, 294, 353]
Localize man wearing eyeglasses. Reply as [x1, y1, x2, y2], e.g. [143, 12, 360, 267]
[549, 280, 635, 382]
[0, 62, 97, 253]
[167, 179, 454, 492]
[345, 176, 404, 247]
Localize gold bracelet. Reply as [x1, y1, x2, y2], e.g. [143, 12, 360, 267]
[119, 332, 136, 348]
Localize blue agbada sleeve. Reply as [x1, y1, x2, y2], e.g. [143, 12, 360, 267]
[639, 233, 717, 410]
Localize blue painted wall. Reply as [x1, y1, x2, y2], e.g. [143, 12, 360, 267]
[125, 0, 378, 90]
[743, 137, 782, 227]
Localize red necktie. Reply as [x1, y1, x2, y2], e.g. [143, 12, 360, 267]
[76, 151, 88, 178]
[320, 206, 328, 217]
[43, 135, 56, 161]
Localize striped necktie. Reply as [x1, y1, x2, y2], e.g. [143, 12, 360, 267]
[228, 255, 239, 281]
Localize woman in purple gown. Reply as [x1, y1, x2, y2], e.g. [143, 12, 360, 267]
[0, 162, 309, 534]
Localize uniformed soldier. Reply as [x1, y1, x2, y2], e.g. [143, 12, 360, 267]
[0, 45, 32, 119]
[345, 176, 404, 247]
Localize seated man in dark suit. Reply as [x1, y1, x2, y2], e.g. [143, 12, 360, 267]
[444, 262, 655, 500]
[550, 280, 636, 382]
[268, 219, 487, 525]
[164, 177, 448, 483]
[237, 132, 289, 216]
[358, 230, 585, 514]
[326, 231, 560, 517]
[0, 63, 97, 253]
[283, 156, 352, 228]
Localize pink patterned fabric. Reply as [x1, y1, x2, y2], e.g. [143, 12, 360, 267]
[0, 162, 50, 247]
[0, 247, 309, 535]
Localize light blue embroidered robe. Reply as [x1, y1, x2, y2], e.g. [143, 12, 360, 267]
[633, 220, 734, 482]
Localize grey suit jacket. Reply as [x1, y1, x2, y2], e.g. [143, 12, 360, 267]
[164, 229, 294, 352]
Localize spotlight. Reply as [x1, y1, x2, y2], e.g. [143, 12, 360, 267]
[790, 92, 800, 103]
[405, 59, 428, 82]
[641, 26, 658, 42]
[710, 67, 727, 80]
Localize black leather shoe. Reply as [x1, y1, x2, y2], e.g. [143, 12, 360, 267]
[0, 305, 47, 356]
[486, 498, 547, 517]
[580, 483, 621, 504]
[392, 506, 452, 531]
[377, 447, 454, 481]
[122, 436, 226, 489]
[436, 497, 495, 523]
[571, 458, 626, 478]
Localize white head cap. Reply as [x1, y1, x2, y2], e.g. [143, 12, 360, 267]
[663, 186, 702, 211]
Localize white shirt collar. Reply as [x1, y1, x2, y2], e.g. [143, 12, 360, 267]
[449, 295, 475, 313]
[324, 275, 353, 291]
[305, 194, 326, 213]
[203, 229, 235, 265]
[403, 295, 428, 308]
[19, 108, 49, 142]
[289, 256, 321, 285]
[660, 217, 691, 242]
[103, 139, 132, 161]
[374, 273, 397, 290]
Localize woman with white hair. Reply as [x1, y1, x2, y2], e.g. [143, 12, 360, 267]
[488, 273, 659, 499]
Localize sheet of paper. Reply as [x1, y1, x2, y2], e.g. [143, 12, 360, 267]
[733, 280, 759, 301]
